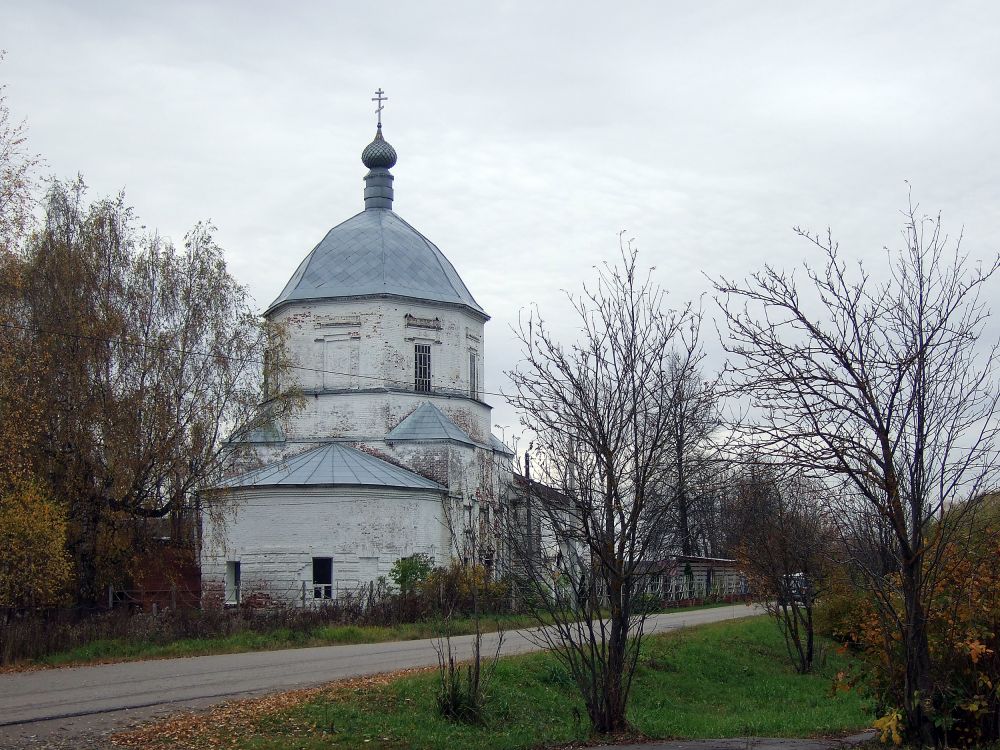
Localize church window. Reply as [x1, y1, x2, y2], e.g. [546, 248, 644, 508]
[312, 557, 333, 599]
[469, 351, 478, 398]
[225, 561, 241, 605]
[414, 344, 431, 392]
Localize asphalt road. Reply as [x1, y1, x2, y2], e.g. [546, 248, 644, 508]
[0, 603, 761, 747]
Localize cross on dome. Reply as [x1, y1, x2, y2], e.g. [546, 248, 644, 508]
[372, 88, 387, 128]
[361, 88, 397, 206]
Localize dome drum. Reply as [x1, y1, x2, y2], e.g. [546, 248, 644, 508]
[364, 169, 394, 210]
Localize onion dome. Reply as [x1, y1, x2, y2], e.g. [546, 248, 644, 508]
[361, 125, 397, 170]
[362, 125, 396, 210]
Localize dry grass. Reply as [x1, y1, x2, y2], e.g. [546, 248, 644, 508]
[113, 667, 436, 749]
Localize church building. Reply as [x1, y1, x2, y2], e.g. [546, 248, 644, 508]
[201, 96, 515, 606]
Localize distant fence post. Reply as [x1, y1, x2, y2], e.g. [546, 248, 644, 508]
[107, 584, 114, 610]
[301, 580, 306, 608]
[170, 583, 177, 611]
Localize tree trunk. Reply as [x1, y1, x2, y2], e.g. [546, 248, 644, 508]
[71, 497, 103, 607]
[805, 605, 814, 672]
[901, 557, 937, 746]
[676, 442, 692, 556]
[594, 594, 629, 732]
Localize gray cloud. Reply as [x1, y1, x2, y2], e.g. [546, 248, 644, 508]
[4, 0, 999, 438]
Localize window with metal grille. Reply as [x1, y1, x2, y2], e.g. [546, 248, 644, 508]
[414, 344, 431, 392]
[469, 351, 478, 398]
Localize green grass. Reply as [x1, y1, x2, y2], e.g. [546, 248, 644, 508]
[31, 614, 536, 668]
[194, 617, 872, 750]
[30, 601, 734, 670]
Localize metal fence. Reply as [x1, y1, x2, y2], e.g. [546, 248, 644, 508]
[219, 578, 389, 610]
[644, 573, 749, 602]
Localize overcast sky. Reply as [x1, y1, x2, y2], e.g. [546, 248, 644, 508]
[4, 1, 1000, 442]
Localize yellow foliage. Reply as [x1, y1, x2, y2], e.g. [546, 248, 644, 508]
[873, 709, 904, 746]
[819, 504, 1000, 746]
[419, 562, 509, 614]
[966, 639, 991, 665]
[0, 480, 73, 607]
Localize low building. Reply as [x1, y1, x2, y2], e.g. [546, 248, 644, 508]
[639, 555, 748, 604]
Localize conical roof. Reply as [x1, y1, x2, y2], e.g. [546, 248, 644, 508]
[214, 442, 445, 491]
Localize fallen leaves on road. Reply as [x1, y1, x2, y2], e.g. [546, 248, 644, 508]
[112, 667, 434, 749]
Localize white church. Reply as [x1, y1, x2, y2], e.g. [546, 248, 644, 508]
[201, 99, 518, 606]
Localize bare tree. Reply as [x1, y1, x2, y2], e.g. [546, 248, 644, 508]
[505, 239, 693, 734]
[432, 488, 505, 725]
[0, 52, 41, 253]
[660, 319, 725, 557]
[714, 200, 1000, 744]
[729, 462, 830, 673]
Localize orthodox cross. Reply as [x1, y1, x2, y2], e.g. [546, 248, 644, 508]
[372, 88, 387, 128]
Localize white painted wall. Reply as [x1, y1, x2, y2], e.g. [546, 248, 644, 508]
[202, 284, 518, 604]
[280, 391, 492, 444]
[202, 486, 450, 606]
[272, 299, 486, 393]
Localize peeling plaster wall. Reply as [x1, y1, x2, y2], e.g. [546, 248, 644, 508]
[272, 298, 488, 436]
[281, 391, 491, 444]
[203, 284, 520, 603]
[202, 486, 449, 606]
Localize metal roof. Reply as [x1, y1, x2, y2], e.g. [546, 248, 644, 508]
[490, 434, 515, 456]
[266, 209, 487, 318]
[215, 442, 445, 492]
[238, 421, 286, 444]
[386, 402, 475, 445]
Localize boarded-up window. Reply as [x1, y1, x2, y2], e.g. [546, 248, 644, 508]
[323, 336, 359, 390]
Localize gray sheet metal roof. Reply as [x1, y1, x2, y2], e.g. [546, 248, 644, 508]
[215, 442, 445, 492]
[386, 402, 475, 446]
[238, 421, 286, 444]
[490, 434, 515, 456]
[266, 209, 487, 319]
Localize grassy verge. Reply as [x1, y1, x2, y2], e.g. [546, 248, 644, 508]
[28, 614, 533, 669]
[23, 601, 735, 670]
[116, 616, 871, 750]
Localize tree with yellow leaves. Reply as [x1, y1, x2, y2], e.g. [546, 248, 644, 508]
[0, 481, 72, 608]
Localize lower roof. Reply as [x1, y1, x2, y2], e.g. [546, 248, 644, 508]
[213, 441, 445, 492]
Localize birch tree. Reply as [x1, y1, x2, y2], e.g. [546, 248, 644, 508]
[2, 180, 296, 603]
